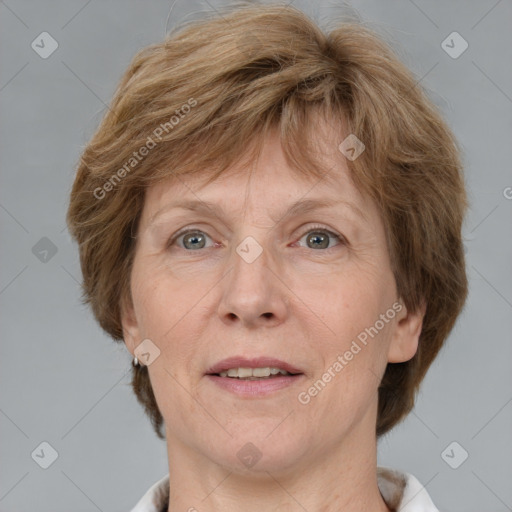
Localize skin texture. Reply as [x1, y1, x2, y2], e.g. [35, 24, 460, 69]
[122, 127, 425, 512]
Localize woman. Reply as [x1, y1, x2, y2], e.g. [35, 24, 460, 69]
[66, 3, 468, 511]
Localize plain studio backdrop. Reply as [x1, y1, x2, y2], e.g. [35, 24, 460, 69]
[0, 1, 511, 511]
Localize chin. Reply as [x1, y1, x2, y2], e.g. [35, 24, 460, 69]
[209, 426, 310, 476]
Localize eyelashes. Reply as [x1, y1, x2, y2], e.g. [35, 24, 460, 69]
[167, 224, 346, 252]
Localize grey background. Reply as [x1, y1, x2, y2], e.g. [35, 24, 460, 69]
[1, 0, 511, 510]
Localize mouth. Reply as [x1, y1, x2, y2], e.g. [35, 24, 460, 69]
[211, 367, 300, 379]
[205, 356, 304, 379]
[205, 356, 304, 396]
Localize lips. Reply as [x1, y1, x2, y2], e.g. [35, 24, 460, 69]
[206, 356, 303, 376]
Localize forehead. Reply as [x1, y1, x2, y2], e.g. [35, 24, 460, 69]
[142, 130, 371, 224]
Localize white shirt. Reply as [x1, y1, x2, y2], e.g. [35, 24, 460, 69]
[129, 466, 440, 512]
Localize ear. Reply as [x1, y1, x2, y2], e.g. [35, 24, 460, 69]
[387, 299, 426, 363]
[120, 297, 142, 358]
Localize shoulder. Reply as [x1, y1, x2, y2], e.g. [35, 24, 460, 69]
[377, 466, 440, 512]
[129, 474, 170, 512]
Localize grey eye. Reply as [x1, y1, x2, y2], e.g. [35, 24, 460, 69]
[298, 229, 342, 250]
[179, 230, 212, 250]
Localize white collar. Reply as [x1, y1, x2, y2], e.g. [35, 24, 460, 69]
[130, 466, 440, 512]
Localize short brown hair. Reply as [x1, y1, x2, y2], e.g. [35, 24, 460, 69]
[66, 2, 469, 440]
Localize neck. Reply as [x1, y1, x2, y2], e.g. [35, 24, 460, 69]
[164, 405, 391, 512]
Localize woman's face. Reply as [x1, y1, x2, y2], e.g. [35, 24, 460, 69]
[122, 129, 423, 474]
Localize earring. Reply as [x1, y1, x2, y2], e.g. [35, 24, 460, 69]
[134, 356, 139, 366]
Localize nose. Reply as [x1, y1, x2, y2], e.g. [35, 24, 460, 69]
[216, 237, 288, 329]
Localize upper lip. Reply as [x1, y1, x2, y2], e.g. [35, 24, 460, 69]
[206, 356, 303, 375]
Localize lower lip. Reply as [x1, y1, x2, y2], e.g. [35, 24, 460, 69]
[206, 374, 304, 397]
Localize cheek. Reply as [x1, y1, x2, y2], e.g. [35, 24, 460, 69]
[294, 264, 393, 338]
[294, 268, 395, 401]
[298, 286, 393, 426]
[133, 264, 203, 336]
[133, 263, 224, 371]
[133, 272, 203, 417]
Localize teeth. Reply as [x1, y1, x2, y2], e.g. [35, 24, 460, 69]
[252, 367, 270, 377]
[218, 367, 292, 378]
[238, 367, 253, 378]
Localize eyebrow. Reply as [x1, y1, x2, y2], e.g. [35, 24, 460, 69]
[147, 197, 368, 228]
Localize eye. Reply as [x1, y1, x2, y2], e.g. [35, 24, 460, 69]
[295, 225, 345, 250]
[167, 225, 346, 251]
[168, 229, 215, 250]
